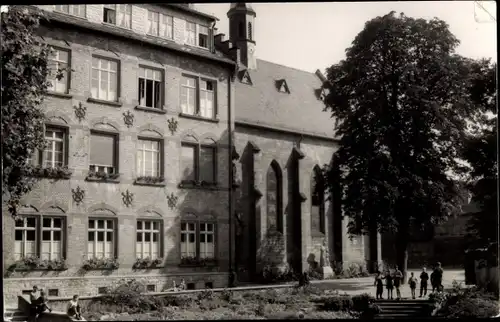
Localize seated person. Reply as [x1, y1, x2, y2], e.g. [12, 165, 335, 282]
[67, 295, 82, 320]
[36, 290, 52, 317]
[178, 279, 186, 291]
[29, 286, 41, 318]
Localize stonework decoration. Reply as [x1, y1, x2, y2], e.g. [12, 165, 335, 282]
[123, 110, 134, 128]
[73, 102, 86, 122]
[167, 192, 178, 209]
[167, 117, 178, 135]
[121, 189, 134, 207]
[71, 186, 85, 205]
[321, 239, 330, 267]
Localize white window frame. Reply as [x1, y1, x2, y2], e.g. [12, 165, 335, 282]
[54, 5, 86, 18]
[147, 10, 159, 36]
[198, 25, 209, 49]
[14, 217, 37, 260]
[43, 128, 65, 169]
[136, 220, 161, 259]
[136, 139, 160, 177]
[138, 67, 163, 109]
[87, 219, 115, 260]
[117, 4, 132, 29]
[199, 80, 214, 118]
[199, 223, 215, 259]
[185, 21, 196, 46]
[180, 221, 197, 258]
[48, 48, 70, 93]
[91, 57, 118, 102]
[160, 14, 173, 39]
[41, 218, 63, 261]
[180, 76, 197, 115]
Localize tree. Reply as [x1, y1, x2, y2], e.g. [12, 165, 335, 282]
[322, 12, 476, 283]
[462, 59, 497, 248]
[1, 6, 63, 218]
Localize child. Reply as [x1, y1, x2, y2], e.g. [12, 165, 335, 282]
[408, 272, 417, 299]
[430, 267, 437, 292]
[374, 272, 384, 299]
[67, 295, 82, 320]
[178, 279, 186, 291]
[29, 286, 41, 319]
[419, 267, 429, 297]
[36, 290, 52, 318]
[385, 270, 394, 300]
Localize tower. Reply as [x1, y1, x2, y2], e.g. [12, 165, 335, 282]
[227, 3, 257, 70]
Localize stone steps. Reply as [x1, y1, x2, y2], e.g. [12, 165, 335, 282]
[4, 308, 28, 322]
[374, 299, 433, 319]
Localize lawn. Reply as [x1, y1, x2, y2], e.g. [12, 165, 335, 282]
[78, 286, 363, 320]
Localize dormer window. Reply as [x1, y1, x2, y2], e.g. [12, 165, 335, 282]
[148, 10, 173, 39]
[198, 26, 209, 49]
[185, 22, 211, 50]
[276, 79, 290, 94]
[238, 70, 252, 85]
[54, 5, 86, 18]
[103, 4, 131, 29]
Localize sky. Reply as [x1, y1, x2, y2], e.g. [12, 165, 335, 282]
[195, 1, 497, 74]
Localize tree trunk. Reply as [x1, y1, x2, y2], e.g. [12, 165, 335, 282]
[396, 231, 409, 285]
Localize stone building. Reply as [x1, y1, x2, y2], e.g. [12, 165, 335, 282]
[2, 3, 381, 305]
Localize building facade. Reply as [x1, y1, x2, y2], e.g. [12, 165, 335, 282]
[3, 3, 380, 305]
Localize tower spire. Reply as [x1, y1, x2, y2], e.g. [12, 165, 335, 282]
[227, 3, 257, 70]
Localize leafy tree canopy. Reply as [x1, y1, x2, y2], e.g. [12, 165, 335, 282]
[321, 11, 488, 277]
[1, 6, 63, 218]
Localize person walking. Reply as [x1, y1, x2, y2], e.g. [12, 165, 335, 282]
[419, 267, 429, 297]
[393, 266, 403, 300]
[385, 270, 394, 300]
[374, 271, 384, 299]
[408, 272, 417, 299]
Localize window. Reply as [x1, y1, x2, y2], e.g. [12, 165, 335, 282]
[98, 287, 108, 294]
[54, 5, 86, 18]
[147, 11, 159, 35]
[199, 80, 214, 118]
[146, 284, 156, 292]
[136, 220, 161, 259]
[205, 282, 213, 289]
[43, 128, 65, 168]
[91, 57, 118, 102]
[103, 4, 131, 29]
[198, 25, 209, 49]
[187, 283, 195, 290]
[181, 143, 216, 184]
[248, 22, 252, 40]
[87, 219, 115, 259]
[138, 67, 162, 109]
[181, 76, 217, 119]
[89, 132, 117, 175]
[148, 11, 173, 39]
[48, 49, 69, 93]
[14, 217, 64, 261]
[48, 289, 59, 297]
[311, 167, 325, 234]
[137, 139, 161, 177]
[266, 162, 282, 232]
[160, 14, 173, 39]
[180, 221, 215, 260]
[185, 22, 196, 46]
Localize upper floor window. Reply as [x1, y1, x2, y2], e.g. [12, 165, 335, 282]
[91, 57, 118, 102]
[48, 48, 69, 93]
[103, 4, 131, 29]
[181, 76, 216, 119]
[148, 11, 173, 39]
[198, 26, 209, 49]
[89, 132, 118, 175]
[185, 22, 196, 46]
[43, 128, 66, 169]
[181, 143, 216, 184]
[138, 67, 162, 109]
[137, 139, 161, 178]
[54, 5, 86, 18]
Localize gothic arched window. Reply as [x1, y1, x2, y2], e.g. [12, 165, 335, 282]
[267, 161, 283, 233]
[248, 22, 252, 40]
[311, 166, 325, 234]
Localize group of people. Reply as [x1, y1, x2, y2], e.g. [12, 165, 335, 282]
[29, 286, 83, 320]
[374, 262, 445, 300]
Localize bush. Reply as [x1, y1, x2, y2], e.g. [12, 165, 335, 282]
[320, 295, 354, 311]
[351, 293, 374, 312]
[435, 286, 499, 318]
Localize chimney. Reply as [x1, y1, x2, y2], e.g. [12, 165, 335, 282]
[315, 69, 327, 83]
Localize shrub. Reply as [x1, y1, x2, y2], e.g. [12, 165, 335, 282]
[82, 257, 119, 270]
[435, 285, 499, 318]
[351, 293, 374, 312]
[197, 289, 214, 301]
[320, 295, 354, 311]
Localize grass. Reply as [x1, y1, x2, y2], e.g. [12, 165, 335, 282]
[78, 287, 360, 320]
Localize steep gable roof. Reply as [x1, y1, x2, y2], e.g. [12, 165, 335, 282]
[234, 59, 335, 138]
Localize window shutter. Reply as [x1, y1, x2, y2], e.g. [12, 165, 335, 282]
[90, 133, 115, 166]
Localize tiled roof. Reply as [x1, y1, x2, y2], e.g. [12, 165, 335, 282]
[234, 59, 336, 138]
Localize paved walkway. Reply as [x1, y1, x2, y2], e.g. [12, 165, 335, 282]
[309, 269, 465, 299]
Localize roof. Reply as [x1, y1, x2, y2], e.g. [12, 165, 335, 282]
[37, 9, 234, 67]
[162, 4, 220, 21]
[234, 59, 336, 138]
